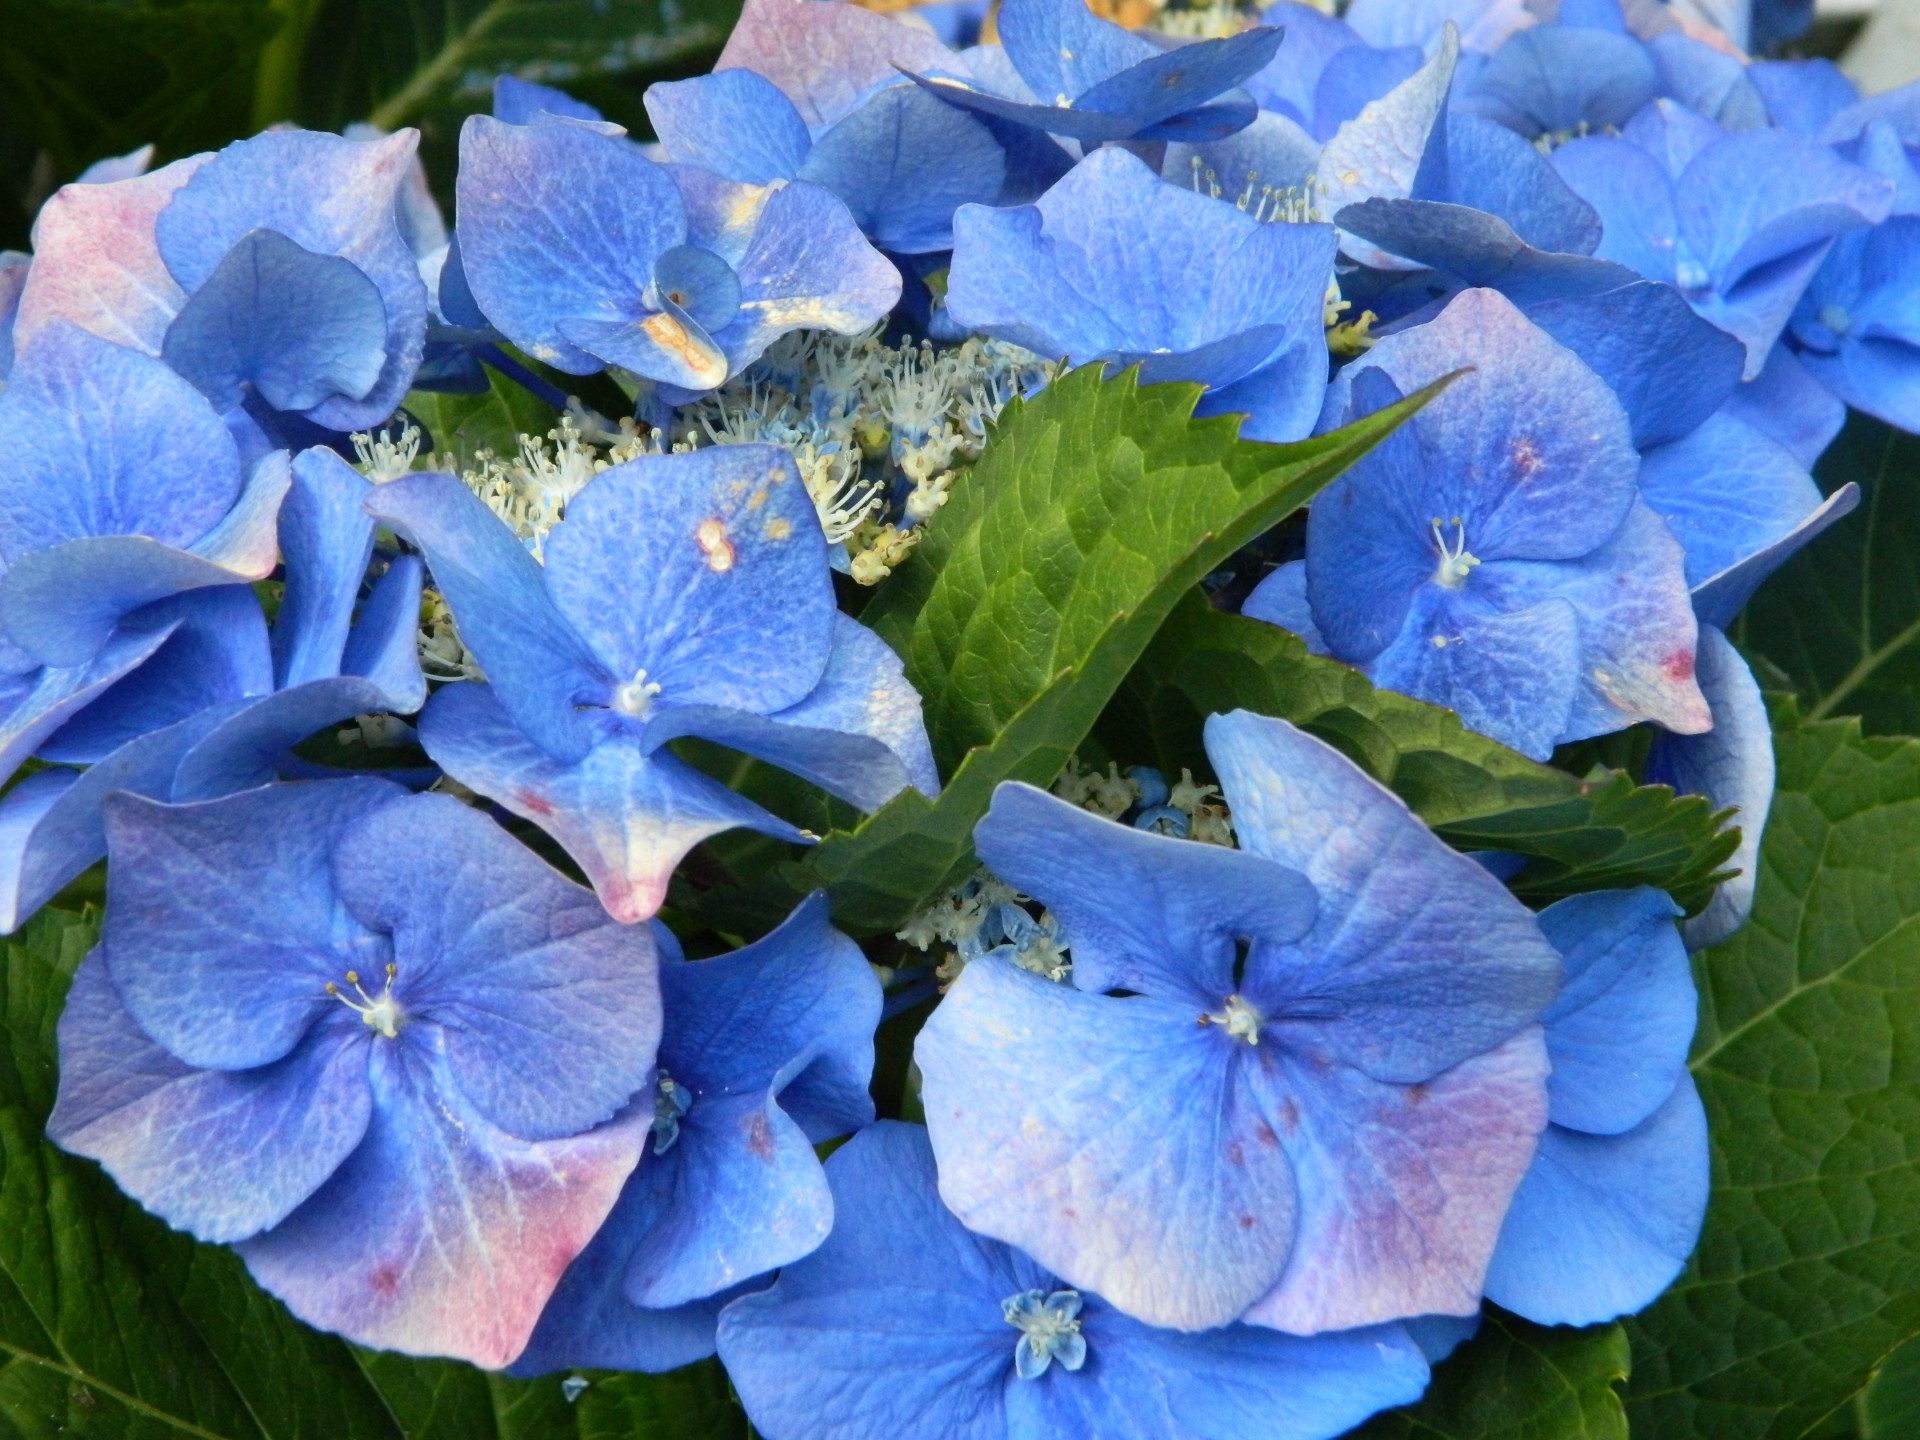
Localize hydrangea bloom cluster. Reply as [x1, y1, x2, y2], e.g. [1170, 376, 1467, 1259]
[4, 0, 1915, 1431]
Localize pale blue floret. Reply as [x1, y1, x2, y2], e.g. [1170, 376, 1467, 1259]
[1003, 1289, 1087, 1379]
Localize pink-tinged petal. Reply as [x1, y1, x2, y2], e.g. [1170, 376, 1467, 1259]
[916, 955, 1301, 1332]
[237, 1042, 647, 1369]
[717, 0, 961, 128]
[14, 156, 208, 355]
[1242, 1027, 1550, 1335]
[419, 683, 806, 923]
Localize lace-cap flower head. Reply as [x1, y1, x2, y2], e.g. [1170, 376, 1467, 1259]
[455, 110, 901, 396]
[1249, 286, 1710, 760]
[717, 1122, 1432, 1440]
[16, 129, 428, 432]
[946, 147, 1337, 443]
[366, 444, 937, 923]
[0, 323, 290, 787]
[916, 711, 1559, 1335]
[514, 892, 880, 1374]
[48, 779, 663, 1368]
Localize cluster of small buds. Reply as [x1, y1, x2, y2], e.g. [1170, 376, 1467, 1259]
[461, 411, 654, 559]
[1323, 284, 1379, 357]
[897, 867, 1072, 987]
[349, 422, 424, 483]
[1052, 756, 1235, 844]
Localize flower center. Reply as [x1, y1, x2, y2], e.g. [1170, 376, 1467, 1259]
[1199, 993, 1262, 1045]
[1817, 304, 1852, 338]
[613, 668, 663, 719]
[326, 962, 401, 1038]
[1002, 1289, 1087, 1379]
[1431, 516, 1480, 589]
[651, 1070, 692, 1155]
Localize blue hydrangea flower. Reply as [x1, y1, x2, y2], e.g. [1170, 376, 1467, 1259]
[945, 147, 1336, 443]
[0, 323, 290, 786]
[513, 892, 879, 1373]
[1483, 888, 1709, 1325]
[0, 445, 425, 930]
[48, 778, 662, 1367]
[1343, 0, 1532, 55]
[645, 0, 1027, 254]
[1786, 197, 1920, 430]
[916, 711, 1558, 1334]
[15, 130, 427, 434]
[456, 112, 900, 398]
[1553, 99, 1893, 376]
[367, 445, 938, 922]
[908, 0, 1282, 146]
[717, 1122, 1433, 1440]
[1248, 287, 1709, 761]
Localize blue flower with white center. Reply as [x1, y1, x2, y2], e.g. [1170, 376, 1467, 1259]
[366, 445, 938, 923]
[14, 129, 427, 436]
[0, 323, 290, 795]
[716, 1122, 1433, 1440]
[1247, 287, 1710, 761]
[916, 711, 1559, 1335]
[1482, 888, 1709, 1325]
[907, 0, 1282, 147]
[946, 147, 1336, 444]
[0, 444, 426, 932]
[644, 0, 1032, 254]
[47, 778, 663, 1368]
[511, 892, 879, 1375]
[455, 111, 901, 399]
[1552, 99, 1893, 377]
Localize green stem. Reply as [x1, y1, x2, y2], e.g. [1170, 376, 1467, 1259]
[251, 0, 325, 130]
[366, 0, 515, 132]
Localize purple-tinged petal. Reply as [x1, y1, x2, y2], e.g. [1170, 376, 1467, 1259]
[717, 0, 962, 129]
[275, 447, 376, 688]
[330, 791, 661, 1140]
[364, 471, 605, 763]
[455, 114, 687, 376]
[1205, 711, 1562, 1079]
[1690, 482, 1859, 630]
[1637, 413, 1822, 588]
[237, 1044, 647, 1369]
[1483, 1076, 1708, 1325]
[543, 449, 834, 718]
[493, 74, 606, 125]
[918, 955, 1301, 1332]
[418, 683, 805, 924]
[1723, 343, 1845, 468]
[99, 778, 402, 1070]
[13, 157, 206, 356]
[1241, 1028, 1549, 1334]
[1645, 627, 1772, 950]
[154, 129, 427, 431]
[972, 781, 1316, 1004]
[1534, 887, 1694, 1133]
[48, 948, 374, 1243]
[645, 71, 811, 184]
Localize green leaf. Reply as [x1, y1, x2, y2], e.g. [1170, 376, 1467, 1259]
[1735, 413, 1920, 734]
[1860, 1336, 1920, 1439]
[697, 365, 1437, 935]
[404, 367, 559, 475]
[0, 906, 742, 1439]
[1622, 718, 1920, 1438]
[1112, 594, 1740, 913]
[1353, 1313, 1629, 1440]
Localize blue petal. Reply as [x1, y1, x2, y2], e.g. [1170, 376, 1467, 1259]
[544, 448, 835, 717]
[0, 320, 241, 559]
[1690, 482, 1860, 630]
[417, 682, 806, 923]
[274, 447, 377, 689]
[48, 948, 374, 1243]
[1421, 112, 1601, 255]
[716, 0, 964, 129]
[364, 471, 606, 763]
[1533, 887, 1693, 1133]
[160, 228, 389, 415]
[339, 553, 426, 709]
[166, 675, 404, 801]
[99, 777, 404, 1070]
[329, 791, 662, 1140]
[645, 71, 810, 184]
[1638, 414, 1822, 588]
[1750, 58, 1858, 135]
[0, 620, 179, 788]
[798, 86, 1006, 254]
[1312, 45, 1424, 137]
[1550, 133, 1681, 285]
[1243, 3, 1363, 122]
[996, 0, 1156, 102]
[236, 1045, 648, 1369]
[1241, 560, 1328, 652]
[972, 780, 1316, 1003]
[1164, 110, 1323, 210]
[1204, 710, 1562, 1079]
[493, 75, 606, 125]
[154, 130, 428, 431]
[1073, 29, 1284, 134]
[1345, 0, 1532, 53]
[717, 1122, 1027, 1440]
[1645, 627, 1773, 951]
[1523, 280, 1744, 448]
[1463, 26, 1657, 137]
[918, 955, 1302, 1331]
[1331, 198, 1636, 305]
[12, 158, 205, 357]
[1722, 343, 1845, 468]
[1649, 34, 1765, 132]
[1482, 1076, 1708, 1326]
[454, 115, 687, 375]
[514, 1263, 735, 1374]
